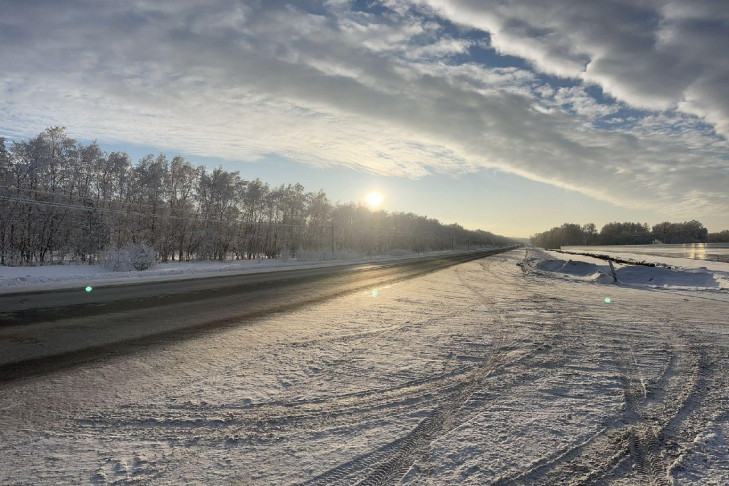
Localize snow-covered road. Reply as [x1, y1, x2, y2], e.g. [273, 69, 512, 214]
[1, 249, 728, 484]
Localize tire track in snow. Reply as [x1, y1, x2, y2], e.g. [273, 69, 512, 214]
[302, 258, 566, 485]
[76, 364, 476, 435]
[478, 255, 700, 485]
[302, 339, 511, 486]
[493, 319, 724, 486]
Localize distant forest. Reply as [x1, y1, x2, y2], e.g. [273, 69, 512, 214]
[531, 221, 729, 249]
[0, 128, 513, 266]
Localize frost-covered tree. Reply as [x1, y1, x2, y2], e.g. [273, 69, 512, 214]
[651, 220, 708, 244]
[0, 128, 514, 266]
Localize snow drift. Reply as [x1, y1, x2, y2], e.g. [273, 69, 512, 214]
[524, 248, 729, 291]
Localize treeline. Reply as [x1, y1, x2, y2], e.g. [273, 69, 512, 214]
[708, 230, 729, 243]
[0, 128, 512, 266]
[530, 220, 720, 249]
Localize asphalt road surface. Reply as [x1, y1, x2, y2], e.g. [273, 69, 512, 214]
[0, 248, 516, 381]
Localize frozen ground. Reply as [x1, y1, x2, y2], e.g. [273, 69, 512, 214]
[1, 248, 729, 484]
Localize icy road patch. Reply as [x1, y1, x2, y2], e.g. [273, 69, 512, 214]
[1, 249, 728, 484]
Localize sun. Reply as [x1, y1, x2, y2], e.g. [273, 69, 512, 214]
[365, 191, 384, 208]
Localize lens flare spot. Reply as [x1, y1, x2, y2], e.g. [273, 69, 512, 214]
[604, 297, 611, 303]
[371, 290, 379, 297]
[85, 286, 93, 292]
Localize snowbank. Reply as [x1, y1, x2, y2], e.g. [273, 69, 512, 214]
[523, 248, 729, 291]
[0, 248, 490, 293]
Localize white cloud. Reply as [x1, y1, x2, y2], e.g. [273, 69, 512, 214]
[418, 0, 729, 137]
[550, 86, 619, 120]
[0, 0, 728, 223]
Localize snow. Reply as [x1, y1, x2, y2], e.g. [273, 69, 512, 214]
[1, 248, 729, 484]
[560, 246, 729, 273]
[526, 248, 729, 291]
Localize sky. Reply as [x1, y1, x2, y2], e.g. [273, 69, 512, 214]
[1, 0, 728, 238]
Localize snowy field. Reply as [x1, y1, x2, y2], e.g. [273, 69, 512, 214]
[1, 248, 729, 484]
[562, 244, 729, 264]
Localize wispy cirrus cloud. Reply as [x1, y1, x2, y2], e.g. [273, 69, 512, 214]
[0, 0, 728, 222]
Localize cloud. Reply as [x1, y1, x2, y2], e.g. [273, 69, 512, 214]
[0, 0, 728, 222]
[418, 0, 729, 134]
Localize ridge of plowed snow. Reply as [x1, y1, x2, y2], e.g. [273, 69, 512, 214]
[525, 248, 729, 291]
